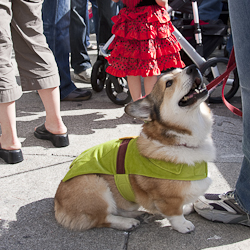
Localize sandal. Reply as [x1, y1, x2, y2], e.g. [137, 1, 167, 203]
[0, 147, 23, 164]
[34, 124, 69, 147]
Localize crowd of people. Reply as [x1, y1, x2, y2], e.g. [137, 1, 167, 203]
[0, 0, 122, 165]
[0, 0, 249, 227]
[41, 0, 121, 101]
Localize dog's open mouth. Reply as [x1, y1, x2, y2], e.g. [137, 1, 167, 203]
[179, 77, 208, 107]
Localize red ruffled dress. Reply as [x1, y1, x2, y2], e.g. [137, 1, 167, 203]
[106, 0, 185, 77]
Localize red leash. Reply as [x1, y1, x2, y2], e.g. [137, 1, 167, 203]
[206, 47, 242, 117]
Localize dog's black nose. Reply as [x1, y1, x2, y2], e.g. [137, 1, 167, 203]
[186, 65, 197, 75]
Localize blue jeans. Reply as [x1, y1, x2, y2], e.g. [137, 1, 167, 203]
[87, 0, 99, 45]
[199, 0, 223, 21]
[228, 0, 250, 214]
[42, 0, 76, 100]
[70, 0, 92, 74]
[226, 34, 233, 56]
[96, 0, 122, 45]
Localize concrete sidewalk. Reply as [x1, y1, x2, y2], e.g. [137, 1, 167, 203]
[0, 36, 249, 250]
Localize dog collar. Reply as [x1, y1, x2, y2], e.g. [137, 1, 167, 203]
[141, 132, 198, 149]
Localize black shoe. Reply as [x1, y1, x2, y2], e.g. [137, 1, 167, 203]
[0, 147, 23, 164]
[61, 88, 92, 101]
[34, 124, 69, 147]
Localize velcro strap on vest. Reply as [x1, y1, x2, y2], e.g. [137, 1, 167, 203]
[116, 139, 131, 174]
[115, 139, 136, 202]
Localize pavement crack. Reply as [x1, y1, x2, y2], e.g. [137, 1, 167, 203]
[123, 231, 131, 250]
[216, 129, 242, 136]
[0, 160, 73, 179]
[25, 153, 78, 158]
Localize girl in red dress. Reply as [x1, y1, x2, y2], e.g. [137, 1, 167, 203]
[106, 0, 185, 101]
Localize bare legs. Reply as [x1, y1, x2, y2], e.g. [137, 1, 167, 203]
[0, 102, 21, 150]
[127, 76, 142, 101]
[0, 86, 66, 150]
[144, 76, 158, 96]
[37, 87, 67, 134]
[127, 75, 158, 101]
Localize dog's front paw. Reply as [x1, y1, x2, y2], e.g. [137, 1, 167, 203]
[174, 219, 195, 234]
[169, 215, 195, 234]
[107, 215, 140, 231]
[124, 218, 141, 231]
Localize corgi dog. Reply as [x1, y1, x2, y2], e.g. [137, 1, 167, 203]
[54, 65, 216, 233]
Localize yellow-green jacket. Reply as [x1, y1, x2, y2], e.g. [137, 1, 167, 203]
[63, 137, 208, 202]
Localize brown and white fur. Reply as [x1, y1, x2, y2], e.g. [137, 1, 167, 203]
[54, 65, 216, 233]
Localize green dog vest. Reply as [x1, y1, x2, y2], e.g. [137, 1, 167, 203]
[63, 137, 208, 203]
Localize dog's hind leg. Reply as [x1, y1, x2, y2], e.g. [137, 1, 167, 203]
[54, 175, 118, 231]
[116, 209, 155, 224]
[117, 209, 145, 218]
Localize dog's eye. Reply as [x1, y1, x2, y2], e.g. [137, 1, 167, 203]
[166, 80, 173, 88]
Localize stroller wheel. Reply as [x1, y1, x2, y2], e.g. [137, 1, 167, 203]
[200, 57, 239, 103]
[91, 60, 106, 92]
[105, 76, 132, 105]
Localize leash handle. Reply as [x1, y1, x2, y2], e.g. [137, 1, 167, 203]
[206, 47, 242, 117]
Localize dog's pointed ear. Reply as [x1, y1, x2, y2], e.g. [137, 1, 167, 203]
[125, 97, 152, 121]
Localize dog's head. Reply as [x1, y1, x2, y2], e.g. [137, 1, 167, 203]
[125, 65, 214, 165]
[125, 65, 208, 123]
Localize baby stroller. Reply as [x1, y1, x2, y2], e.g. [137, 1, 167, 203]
[91, 0, 239, 105]
[91, 36, 131, 105]
[169, 0, 239, 103]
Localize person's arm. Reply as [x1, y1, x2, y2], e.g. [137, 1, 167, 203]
[112, 0, 120, 2]
[155, 0, 168, 8]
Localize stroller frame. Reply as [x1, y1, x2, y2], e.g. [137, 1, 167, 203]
[91, 0, 239, 105]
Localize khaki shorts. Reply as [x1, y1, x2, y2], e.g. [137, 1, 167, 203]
[0, 0, 60, 103]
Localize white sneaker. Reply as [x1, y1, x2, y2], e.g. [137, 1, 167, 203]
[74, 68, 92, 83]
[194, 191, 250, 226]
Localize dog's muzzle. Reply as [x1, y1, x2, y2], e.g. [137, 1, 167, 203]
[179, 65, 208, 107]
